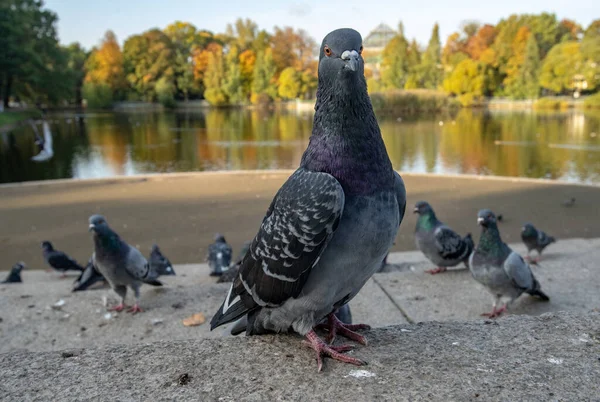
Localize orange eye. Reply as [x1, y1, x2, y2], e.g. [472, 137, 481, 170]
[324, 45, 332, 57]
[359, 45, 363, 54]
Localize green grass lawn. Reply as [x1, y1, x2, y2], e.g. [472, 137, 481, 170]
[0, 110, 42, 128]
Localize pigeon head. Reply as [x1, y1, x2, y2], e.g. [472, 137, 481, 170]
[214, 233, 226, 243]
[13, 262, 26, 273]
[88, 214, 110, 235]
[41, 241, 53, 251]
[521, 223, 536, 235]
[413, 201, 434, 215]
[151, 244, 160, 253]
[477, 209, 498, 228]
[318, 28, 364, 85]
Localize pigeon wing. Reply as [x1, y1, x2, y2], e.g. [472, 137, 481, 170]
[211, 168, 345, 329]
[503, 251, 534, 290]
[434, 226, 467, 260]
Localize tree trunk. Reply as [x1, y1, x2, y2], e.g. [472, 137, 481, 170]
[3, 74, 12, 109]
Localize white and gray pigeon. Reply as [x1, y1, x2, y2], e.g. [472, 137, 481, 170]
[41, 241, 84, 277]
[413, 201, 474, 274]
[2, 262, 25, 283]
[521, 223, 556, 263]
[469, 209, 549, 318]
[149, 244, 176, 276]
[210, 28, 406, 372]
[88, 215, 162, 313]
[207, 234, 232, 277]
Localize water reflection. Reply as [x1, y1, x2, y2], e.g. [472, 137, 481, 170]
[1, 108, 600, 184]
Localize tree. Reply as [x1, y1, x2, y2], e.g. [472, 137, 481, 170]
[225, 18, 258, 52]
[503, 26, 532, 98]
[192, 42, 221, 95]
[164, 21, 200, 100]
[539, 42, 583, 94]
[271, 26, 317, 72]
[251, 48, 277, 103]
[521, 34, 541, 98]
[64, 43, 88, 105]
[443, 58, 493, 98]
[203, 46, 227, 105]
[123, 29, 175, 101]
[223, 47, 245, 104]
[404, 39, 421, 89]
[419, 23, 443, 89]
[239, 49, 256, 97]
[381, 23, 410, 89]
[277, 67, 301, 99]
[465, 25, 497, 61]
[85, 31, 127, 98]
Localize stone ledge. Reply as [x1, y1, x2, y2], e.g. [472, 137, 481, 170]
[1, 311, 598, 401]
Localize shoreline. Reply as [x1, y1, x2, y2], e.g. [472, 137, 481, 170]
[1, 171, 598, 270]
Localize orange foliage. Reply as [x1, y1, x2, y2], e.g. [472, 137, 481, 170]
[465, 24, 497, 60]
[192, 42, 222, 83]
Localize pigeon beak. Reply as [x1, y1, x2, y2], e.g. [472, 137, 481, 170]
[413, 207, 419, 214]
[341, 50, 360, 72]
[88, 224, 95, 232]
[477, 217, 484, 225]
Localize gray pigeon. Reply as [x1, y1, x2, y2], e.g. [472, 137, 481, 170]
[41, 241, 84, 277]
[210, 28, 406, 372]
[2, 262, 25, 283]
[521, 223, 556, 263]
[88, 215, 162, 313]
[469, 209, 549, 318]
[72, 257, 107, 292]
[149, 244, 176, 276]
[414, 201, 474, 274]
[217, 241, 252, 283]
[207, 234, 232, 277]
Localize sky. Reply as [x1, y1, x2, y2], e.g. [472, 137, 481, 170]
[45, 0, 597, 49]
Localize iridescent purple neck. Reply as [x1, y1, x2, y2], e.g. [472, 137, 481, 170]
[300, 75, 394, 196]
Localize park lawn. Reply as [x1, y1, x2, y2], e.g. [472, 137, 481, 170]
[0, 110, 41, 129]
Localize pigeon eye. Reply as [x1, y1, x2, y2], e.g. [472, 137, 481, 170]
[359, 45, 363, 54]
[324, 46, 332, 57]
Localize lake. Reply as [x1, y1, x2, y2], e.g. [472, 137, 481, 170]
[1, 108, 600, 184]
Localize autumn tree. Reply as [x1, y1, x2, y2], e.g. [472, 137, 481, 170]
[202, 44, 227, 105]
[271, 26, 317, 72]
[226, 18, 258, 52]
[164, 21, 200, 100]
[539, 42, 583, 94]
[192, 42, 222, 94]
[277, 67, 301, 99]
[223, 47, 245, 104]
[419, 23, 443, 89]
[85, 31, 127, 98]
[503, 26, 532, 98]
[251, 48, 277, 103]
[404, 39, 421, 89]
[381, 23, 410, 89]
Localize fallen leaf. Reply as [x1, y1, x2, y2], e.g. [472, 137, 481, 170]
[183, 313, 205, 327]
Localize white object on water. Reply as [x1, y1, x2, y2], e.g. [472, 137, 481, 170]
[31, 121, 54, 162]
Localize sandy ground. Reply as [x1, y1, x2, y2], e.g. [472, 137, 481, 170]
[1, 171, 598, 271]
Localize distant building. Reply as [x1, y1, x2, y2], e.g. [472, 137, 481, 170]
[362, 23, 396, 78]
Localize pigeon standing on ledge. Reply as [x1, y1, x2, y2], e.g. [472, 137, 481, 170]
[149, 244, 176, 276]
[88, 215, 162, 313]
[72, 257, 107, 292]
[207, 234, 232, 277]
[41, 241, 84, 277]
[521, 223, 556, 263]
[210, 28, 406, 372]
[413, 201, 474, 274]
[469, 209, 549, 318]
[2, 262, 25, 283]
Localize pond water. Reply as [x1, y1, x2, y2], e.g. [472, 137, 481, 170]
[1, 108, 600, 184]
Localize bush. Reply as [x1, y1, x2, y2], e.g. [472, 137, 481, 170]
[457, 93, 484, 107]
[82, 82, 113, 109]
[370, 89, 460, 114]
[583, 93, 600, 109]
[533, 97, 570, 110]
[156, 77, 176, 109]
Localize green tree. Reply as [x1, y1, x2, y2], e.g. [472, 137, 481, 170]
[64, 43, 88, 105]
[404, 39, 421, 89]
[381, 23, 410, 89]
[203, 47, 227, 106]
[521, 34, 541, 98]
[123, 29, 175, 101]
[164, 21, 200, 100]
[420, 23, 443, 89]
[251, 48, 277, 103]
[225, 18, 258, 51]
[223, 47, 245, 104]
[503, 26, 531, 98]
[156, 76, 176, 108]
[539, 42, 583, 94]
[277, 67, 301, 99]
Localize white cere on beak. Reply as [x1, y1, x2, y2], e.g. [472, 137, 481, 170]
[477, 217, 484, 224]
[341, 50, 360, 60]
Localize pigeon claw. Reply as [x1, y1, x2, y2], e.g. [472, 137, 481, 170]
[303, 330, 365, 372]
[480, 305, 507, 319]
[319, 312, 370, 345]
[108, 303, 127, 312]
[127, 304, 143, 314]
[425, 267, 447, 275]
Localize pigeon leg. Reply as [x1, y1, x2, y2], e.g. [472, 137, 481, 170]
[127, 285, 143, 314]
[425, 266, 447, 275]
[109, 285, 128, 312]
[481, 304, 507, 319]
[319, 312, 370, 345]
[60, 272, 67, 279]
[302, 330, 365, 372]
[108, 303, 127, 312]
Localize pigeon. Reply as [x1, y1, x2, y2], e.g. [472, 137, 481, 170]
[2, 262, 25, 283]
[469, 209, 549, 318]
[521, 223, 556, 263]
[210, 28, 406, 372]
[217, 241, 252, 283]
[88, 215, 162, 313]
[41, 241, 84, 277]
[149, 244, 176, 276]
[413, 201, 474, 274]
[72, 257, 107, 292]
[562, 197, 576, 207]
[206, 234, 232, 277]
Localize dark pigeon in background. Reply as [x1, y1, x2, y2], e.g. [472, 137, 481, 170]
[72, 257, 107, 292]
[217, 241, 252, 283]
[88, 215, 162, 314]
[207, 234, 232, 277]
[469, 209, 549, 318]
[413, 201, 474, 274]
[41, 241, 84, 277]
[2, 262, 25, 283]
[521, 223, 556, 263]
[149, 244, 176, 276]
[562, 197, 576, 207]
[210, 28, 406, 372]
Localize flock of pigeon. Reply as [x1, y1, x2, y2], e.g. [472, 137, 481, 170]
[413, 201, 554, 318]
[0, 28, 567, 373]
